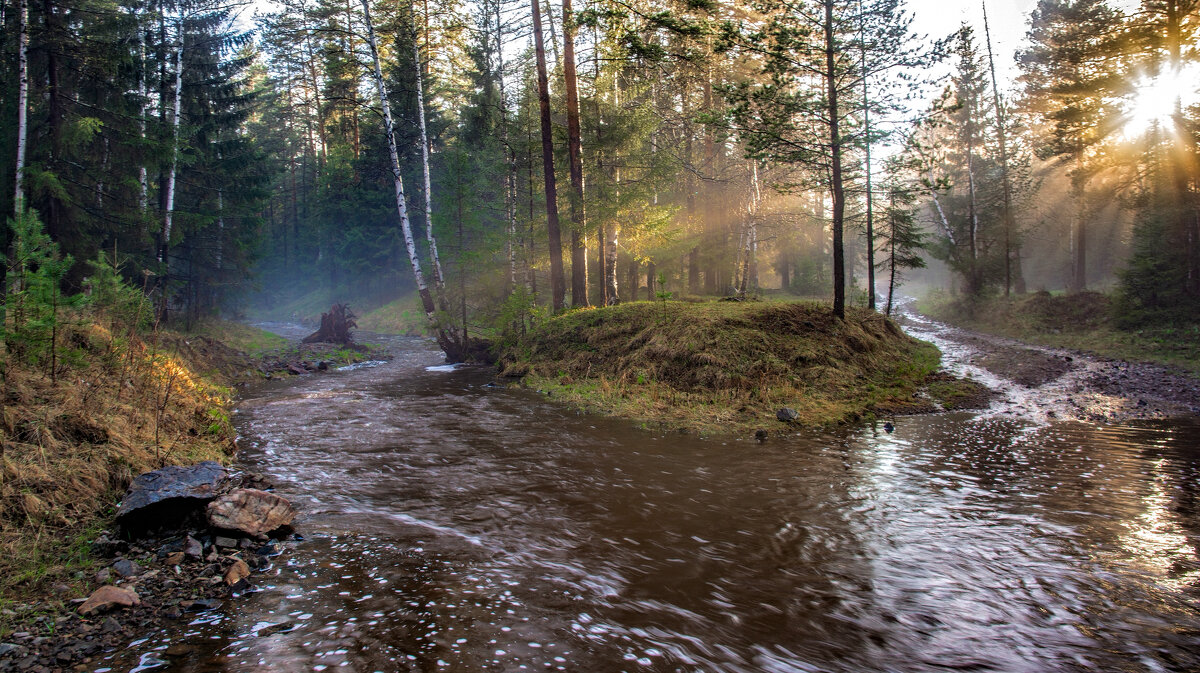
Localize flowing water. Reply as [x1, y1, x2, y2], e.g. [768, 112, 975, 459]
[101, 326, 1200, 673]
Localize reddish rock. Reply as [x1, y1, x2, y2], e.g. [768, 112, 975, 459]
[223, 559, 251, 585]
[206, 489, 296, 536]
[78, 586, 140, 616]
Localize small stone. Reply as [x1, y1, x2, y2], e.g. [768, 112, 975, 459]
[223, 560, 251, 586]
[164, 552, 185, 566]
[0, 643, 18, 656]
[238, 538, 256, 550]
[257, 622, 293, 636]
[94, 569, 111, 584]
[776, 408, 799, 423]
[78, 586, 139, 616]
[185, 598, 222, 612]
[164, 643, 194, 657]
[214, 536, 238, 549]
[51, 583, 72, 595]
[184, 536, 204, 559]
[754, 429, 768, 442]
[111, 559, 142, 578]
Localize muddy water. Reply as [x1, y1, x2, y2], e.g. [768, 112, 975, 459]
[102, 330, 1200, 672]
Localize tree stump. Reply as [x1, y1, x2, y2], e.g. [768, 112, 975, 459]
[303, 303, 357, 345]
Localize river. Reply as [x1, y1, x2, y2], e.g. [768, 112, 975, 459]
[101, 325, 1200, 672]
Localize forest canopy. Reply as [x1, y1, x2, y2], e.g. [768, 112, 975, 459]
[2, 0, 1198, 338]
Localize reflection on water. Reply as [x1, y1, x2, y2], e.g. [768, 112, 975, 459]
[101, 336, 1200, 672]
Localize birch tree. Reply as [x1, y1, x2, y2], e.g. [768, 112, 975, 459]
[359, 0, 456, 355]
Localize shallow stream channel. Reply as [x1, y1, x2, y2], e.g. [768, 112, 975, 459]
[101, 322, 1200, 672]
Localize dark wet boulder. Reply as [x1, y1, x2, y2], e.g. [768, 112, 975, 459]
[207, 489, 296, 536]
[776, 408, 799, 423]
[115, 461, 228, 536]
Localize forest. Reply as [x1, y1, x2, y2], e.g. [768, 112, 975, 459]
[2, 0, 1199, 351]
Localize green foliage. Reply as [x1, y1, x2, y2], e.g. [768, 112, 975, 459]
[4, 209, 81, 367]
[83, 253, 153, 333]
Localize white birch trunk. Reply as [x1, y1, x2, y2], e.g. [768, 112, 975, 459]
[14, 0, 29, 216]
[159, 7, 184, 265]
[495, 0, 517, 290]
[360, 0, 439, 325]
[138, 24, 149, 213]
[413, 33, 447, 307]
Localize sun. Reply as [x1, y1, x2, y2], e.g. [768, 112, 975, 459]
[1121, 68, 1192, 139]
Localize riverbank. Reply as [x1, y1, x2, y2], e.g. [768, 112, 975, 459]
[497, 300, 989, 437]
[920, 290, 1200, 375]
[0, 317, 380, 643]
[905, 295, 1200, 423]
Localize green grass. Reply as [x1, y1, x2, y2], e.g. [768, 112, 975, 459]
[357, 294, 427, 335]
[188, 319, 288, 355]
[921, 291, 1200, 375]
[498, 300, 963, 436]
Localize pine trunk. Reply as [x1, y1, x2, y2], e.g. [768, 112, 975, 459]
[562, 0, 588, 307]
[825, 1, 846, 319]
[531, 0, 566, 310]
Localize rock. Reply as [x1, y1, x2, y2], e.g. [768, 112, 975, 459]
[223, 560, 251, 586]
[0, 643, 18, 657]
[286, 364, 306, 376]
[207, 489, 296, 536]
[317, 361, 329, 371]
[183, 598, 222, 612]
[164, 552, 185, 566]
[883, 421, 895, 433]
[115, 461, 227, 535]
[754, 429, 768, 442]
[111, 559, 142, 578]
[78, 586, 139, 616]
[214, 536, 239, 549]
[257, 622, 293, 637]
[164, 643, 195, 657]
[776, 408, 800, 423]
[184, 536, 204, 559]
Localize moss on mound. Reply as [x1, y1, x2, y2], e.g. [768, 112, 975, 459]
[498, 300, 973, 435]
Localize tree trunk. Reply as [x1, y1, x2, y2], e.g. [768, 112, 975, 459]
[982, 1, 1017, 296]
[360, 0, 453, 355]
[413, 26, 448, 313]
[159, 7, 184, 320]
[13, 0, 28, 217]
[562, 0, 588, 307]
[646, 261, 656, 301]
[531, 0, 566, 310]
[138, 23, 149, 214]
[825, 1, 846, 319]
[859, 0, 875, 310]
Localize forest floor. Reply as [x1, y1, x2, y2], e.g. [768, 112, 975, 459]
[909, 293, 1200, 423]
[496, 299, 991, 438]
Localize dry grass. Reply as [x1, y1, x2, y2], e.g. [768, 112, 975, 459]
[497, 300, 948, 436]
[0, 316, 237, 602]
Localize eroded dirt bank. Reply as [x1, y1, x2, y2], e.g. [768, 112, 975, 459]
[900, 303, 1200, 424]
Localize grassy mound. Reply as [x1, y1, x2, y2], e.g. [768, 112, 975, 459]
[922, 291, 1200, 374]
[497, 300, 970, 435]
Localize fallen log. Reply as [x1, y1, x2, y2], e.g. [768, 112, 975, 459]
[303, 303, 357, 345]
